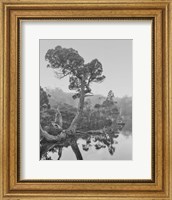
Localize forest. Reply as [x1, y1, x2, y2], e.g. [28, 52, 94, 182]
[41, 87, 132, 132]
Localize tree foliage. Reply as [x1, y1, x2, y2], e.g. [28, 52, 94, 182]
[45, 46, 106, 99]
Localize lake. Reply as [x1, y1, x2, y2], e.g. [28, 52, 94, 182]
[44, 131, 132, 160]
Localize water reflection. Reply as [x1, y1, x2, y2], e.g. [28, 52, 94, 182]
[40, 131, 132, 160]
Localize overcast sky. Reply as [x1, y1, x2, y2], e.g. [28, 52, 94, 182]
[40, 39, 132, 97]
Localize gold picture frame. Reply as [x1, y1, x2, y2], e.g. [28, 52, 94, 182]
[0, 0, 172, 199]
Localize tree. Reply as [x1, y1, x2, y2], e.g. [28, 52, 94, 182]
[106, 90, 115, 102]
[40, 86, 51, 110]
[40, 87, 63, 137]
[45, 45, 105, 134]
[102, 90, 116, 107]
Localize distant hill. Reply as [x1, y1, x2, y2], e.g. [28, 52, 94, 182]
[44, 87, 106, 108]
[45, 87, 78, 107]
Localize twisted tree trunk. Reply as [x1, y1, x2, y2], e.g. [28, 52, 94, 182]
[40, 125, 66, 142]
[68, 77, 85, 134]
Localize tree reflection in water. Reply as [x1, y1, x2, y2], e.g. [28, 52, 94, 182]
[40, 129, 120, 160]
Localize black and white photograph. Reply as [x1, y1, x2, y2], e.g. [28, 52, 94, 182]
[40, 39, 132, 160]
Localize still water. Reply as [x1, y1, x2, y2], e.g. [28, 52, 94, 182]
[46, 132, 132, 160]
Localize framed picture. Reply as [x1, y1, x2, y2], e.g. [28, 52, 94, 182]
[0, 0, 171, 199]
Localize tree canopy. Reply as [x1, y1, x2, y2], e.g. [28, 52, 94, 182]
[45, 46, 106, 99]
